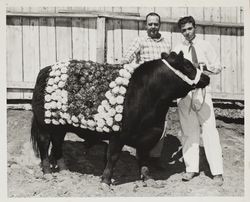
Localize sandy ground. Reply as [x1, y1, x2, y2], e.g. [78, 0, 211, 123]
[7, 106, 244, 197]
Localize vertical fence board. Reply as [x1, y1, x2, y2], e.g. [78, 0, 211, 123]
[121, 20, 139, 62]
[160, 22, 172, 48]
[72, 18, 88, 60]
[204, 7, 222, 94]
[6, 17, 23, 99]
[171, 7, 188, 49]
[55, 17, 72, 61]
[112, 19, 122, 63]
[22, 17, 40, 99]
[39, 17, 56, 67]
[96, 17, 106, 63]
[106, 19, 115, 63]
[88, 18, 97, 62]
[204, 7, 221, 22]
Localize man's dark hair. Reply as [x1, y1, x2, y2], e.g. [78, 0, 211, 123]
[177, 16, 196, 29]
[146, 12, 161, 24]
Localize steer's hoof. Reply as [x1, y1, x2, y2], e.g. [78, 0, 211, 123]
[99, 182, 113, 192]
[143, 179, 165, 189]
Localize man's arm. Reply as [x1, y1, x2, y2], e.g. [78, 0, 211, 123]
[202, 41, 222, 74]
[121, 37, 141, 64]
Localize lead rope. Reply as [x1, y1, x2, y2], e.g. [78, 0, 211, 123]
[189, 87, 206, 113]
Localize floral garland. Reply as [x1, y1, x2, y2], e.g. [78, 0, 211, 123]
[44, 59, 140, 133]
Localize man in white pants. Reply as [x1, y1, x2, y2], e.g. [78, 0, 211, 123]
[173, 16, 223, 186]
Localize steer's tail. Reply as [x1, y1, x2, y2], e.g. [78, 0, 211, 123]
[31, 66, 51, 158]
[31, 115, 41, 158]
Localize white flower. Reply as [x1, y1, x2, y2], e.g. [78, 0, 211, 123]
[116, 95, 124, 104]
[125, 66, 135, 74]
[45, 110, 52, 117]
[109, 97, 117, 105]
[45, 94, 51, 102]
[51, 112, 57, 117]
[103, 126, 110, 133]
[44, 103, 51, 110]
[58, 81, 65, 88]
[55, 70, 61, 77]
[56, 102, 62, 109]
[114, 114, 122, 122]
[101, 100, 109, 106]
[49, 71, 55, 77]
[67, 119, 72, 124]
[115, 77, 123, 85]
[98, 105, 105, 113]
[122, 78, 129, 86]
[108, 108, 116, 117]
[112, 86, 120, 94]
[105, 91, 112, 99]
[50, 101, 56, 109]
[61, 67, 67, 74]
[45, 119, 51, 124]
[87, 120, 96, 127]
[61, 105, 68, 111]
[59, 119, 66, 125]
[81, 118, 87, 125]
[61, 74, 68, 81]
[109, 81, 116, 88]
[96, 127, 103, 132]
[73, 123, 80, 127]
[52, 119, 59, 125]
[51, 93, 57, 101]
[96, 118, 105, 128]
[54, 76, 60, 83]
[88, 127, 95, 131]
[106, 117, 114, 126]
[115, 105, 123, 113]
[71, 115, 79, 123]
[47, 78, 54, 86]
[80, 124, 87, 129]
[119, 86, 127, 95]
[123, 71, 131, 79]
[46, 86, 53, 94]
[61, 90, 68, 99]
[119, 69, 126, 77]
[112, 125, 120, 131]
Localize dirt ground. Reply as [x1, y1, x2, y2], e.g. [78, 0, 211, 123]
[7, 105, 244, 197]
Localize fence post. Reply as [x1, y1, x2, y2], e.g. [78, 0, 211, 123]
[96, 17, 106, 63]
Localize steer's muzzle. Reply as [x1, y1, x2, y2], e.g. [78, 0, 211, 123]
[195, 73, 210, 88]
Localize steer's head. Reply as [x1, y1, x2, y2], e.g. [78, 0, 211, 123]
[161, 51, 210, 89]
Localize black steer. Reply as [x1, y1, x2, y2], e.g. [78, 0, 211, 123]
[31, 51, 210, 186]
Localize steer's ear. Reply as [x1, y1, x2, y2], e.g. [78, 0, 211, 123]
[177, 51, 184, 65]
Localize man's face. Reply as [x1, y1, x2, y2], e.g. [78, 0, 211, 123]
[180, 22, 196, 42]
[146, 15, 160, 39]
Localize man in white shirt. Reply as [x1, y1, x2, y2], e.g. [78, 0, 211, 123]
[122, 12, 171, 169]
[173, 16, 223, 186]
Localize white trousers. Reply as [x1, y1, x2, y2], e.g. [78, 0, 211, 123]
[177, 91, 223, 175]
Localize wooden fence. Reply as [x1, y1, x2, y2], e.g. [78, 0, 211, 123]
[6, 7, 244, 100]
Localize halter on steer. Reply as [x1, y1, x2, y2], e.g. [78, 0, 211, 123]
[162, 59, 206, 112]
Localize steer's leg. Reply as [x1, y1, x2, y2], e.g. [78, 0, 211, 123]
[102, 134, 124, 185]
[37, 130, 52, 174]
[51, 128, 67, 172]
[136, 127, 163, 181]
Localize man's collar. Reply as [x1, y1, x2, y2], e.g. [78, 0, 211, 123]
[183, 36, 197, 45]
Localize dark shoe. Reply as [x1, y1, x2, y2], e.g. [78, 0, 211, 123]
[213, 174, 224, 186]
[182, 172, 198, 181]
